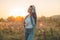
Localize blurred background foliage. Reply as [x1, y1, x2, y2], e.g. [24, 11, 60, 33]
[0, 15, 60, 40]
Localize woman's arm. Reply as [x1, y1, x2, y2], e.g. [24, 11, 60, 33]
[23, 20, 29, 27]
[30, 16, 35, 26]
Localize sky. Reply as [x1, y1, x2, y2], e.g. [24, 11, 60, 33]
[0, 0, 60, 18]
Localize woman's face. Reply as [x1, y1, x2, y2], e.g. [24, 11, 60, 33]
[28, 7, 32, 14]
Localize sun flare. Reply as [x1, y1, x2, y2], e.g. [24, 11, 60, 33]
[9, 7, 27, 17]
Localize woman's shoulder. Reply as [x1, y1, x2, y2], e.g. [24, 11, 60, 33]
[25, 15, 29, 20]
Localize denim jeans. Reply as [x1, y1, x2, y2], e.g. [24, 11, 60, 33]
[24, 28, 34, 40]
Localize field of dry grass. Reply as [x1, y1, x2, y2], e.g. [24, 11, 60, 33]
[0, 17, 60, 40]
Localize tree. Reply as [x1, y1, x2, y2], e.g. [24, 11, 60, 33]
[15, 16, 24, 22]
[0, 18, 5, 22]
[7, 16, 15, 22]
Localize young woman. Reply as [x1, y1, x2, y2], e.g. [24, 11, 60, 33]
[24, 5, 37, 40]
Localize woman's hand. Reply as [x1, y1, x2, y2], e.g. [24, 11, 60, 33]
[25, 23, 29, 26]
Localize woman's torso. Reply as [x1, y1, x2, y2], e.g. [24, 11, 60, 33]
[25, 15, 35, 29]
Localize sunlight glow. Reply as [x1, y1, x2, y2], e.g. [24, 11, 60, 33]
[9, 7, 27, 17]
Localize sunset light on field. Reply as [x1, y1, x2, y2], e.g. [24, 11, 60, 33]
[0, 0, 60, 40]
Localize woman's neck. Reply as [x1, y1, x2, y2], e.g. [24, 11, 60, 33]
[29, 13, 32, 16]
[29, 14, 32, 16]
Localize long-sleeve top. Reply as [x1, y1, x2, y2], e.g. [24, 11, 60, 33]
[24, 15, 35, 29]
